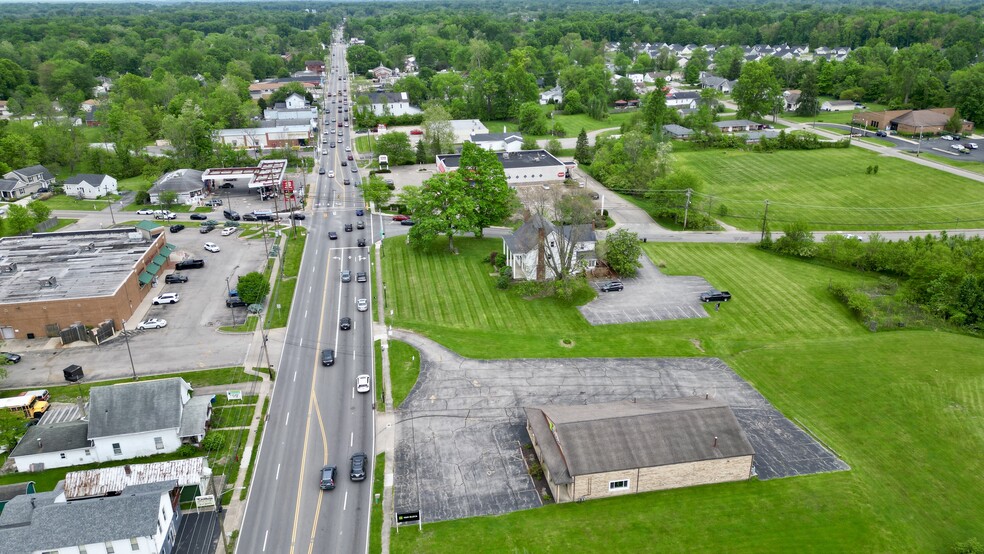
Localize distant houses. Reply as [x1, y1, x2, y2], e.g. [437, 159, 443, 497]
[0, 165, 55, 201]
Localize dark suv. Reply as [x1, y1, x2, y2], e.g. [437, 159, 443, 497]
[700, 289, 732, 302]
[339, 317, 352, 330]
[350, 452, 368, 481]
[599, 281, 624, 292]
[226, 298, 247, 308]
[320, 465, 336, 490]
[165, 273, 189, 284]
[175, 259, 205, 270]
[321, 349, 335, 366]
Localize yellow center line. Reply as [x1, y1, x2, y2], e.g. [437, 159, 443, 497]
[288, 246, 336, 553]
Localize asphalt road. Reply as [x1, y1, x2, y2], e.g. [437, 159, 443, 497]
[237, 38, 376, 554]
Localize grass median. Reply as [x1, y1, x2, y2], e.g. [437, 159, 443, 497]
[266, 228, 307, 328]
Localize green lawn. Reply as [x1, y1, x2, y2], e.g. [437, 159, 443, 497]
[117, 176, 152, 193]
[917, 152, 984, 175]
[42, 194, 121, 211]
[670, 146, 984, 230]
[782, 101, 890, 125]
[482, 110, 633, 140]
[1, 366, 254, 401]
[210, 404, 256, 429]
[387, 239, 984, 553]
[266, 229, 307, 329]
[369, 453, 385, 554]
[386, 340, 420, 408]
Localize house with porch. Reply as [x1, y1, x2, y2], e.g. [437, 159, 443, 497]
[0, 165, 55, 200]
[502, 215, 597, 281]
[63, 174, 119, 200]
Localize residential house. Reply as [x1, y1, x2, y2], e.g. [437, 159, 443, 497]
[525, 398, 754, 503]
[0, 165, 55, 200]
[63, 174, 119, 200]
[699, 72, 734, 94]
[93, 76, 113, 97]
[80, 99, 100, 113]
[367, 91, 421, 117]
[502, 215, 597, 281]
[148, 169, 206, 206]
[8, 421, 95, 473]
[0, 482, 35, 515]
[821, 100, 857, 112]
[666, 90, 701, 110]
[662, 124, 695, 139]
[0, 480, 181, 553]
[248, 78, 318, 100]
[714, 120, 761, 133]
[305, 60, 325, 74]
[263, 92, 318, 123]
[783, 90, 802, 112]
[467, 132, 524, 153]
[0, 100, 11, 118]
[539, 85, 563, 105]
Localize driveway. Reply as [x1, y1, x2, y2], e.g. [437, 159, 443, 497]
[391, 330, 848, 524]
[579, 255, 711, 325]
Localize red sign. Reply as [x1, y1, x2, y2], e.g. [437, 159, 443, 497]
[557, 172, 565, 178]
[281, 180, 294, 194]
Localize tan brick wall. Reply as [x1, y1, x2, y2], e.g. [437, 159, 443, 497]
[571, 456, 752, 502]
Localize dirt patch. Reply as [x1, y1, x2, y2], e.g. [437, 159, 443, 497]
[559, 338, 575, 348]
[689, 338, 704, 352]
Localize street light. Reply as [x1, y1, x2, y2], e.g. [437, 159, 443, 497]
[120, 319, 137, 381]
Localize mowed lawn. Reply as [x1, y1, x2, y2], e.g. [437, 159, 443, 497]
[386, 238, 984, 552]
[671, 147, 984, 230]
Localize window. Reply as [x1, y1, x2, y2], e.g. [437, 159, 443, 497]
[84, 449, 91, 456]
[154, 437, 164, 450]
[609, 479, 629, 492]
[131, 538, 140, 550]
[112, 443, 122, 455]
[106, 543, 115, 554]
[60, 453, 66, 459]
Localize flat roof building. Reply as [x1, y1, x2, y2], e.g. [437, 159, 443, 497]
[436, 149, 569, 186]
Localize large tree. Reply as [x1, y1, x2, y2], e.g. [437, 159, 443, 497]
[237, 271, 270, 305]
[421, 104, 455, 156]
[360, 175, 393, 211]
[574, 128, 591, 165]
[600, 228, 643, 277]
[732, 60, 783, 119]
[526, 188, 597, 281]
[641, 82, 668, 131]
[374, 132, 415, 166]
[517, 102, 549, 135]
[683, 47, 710, 84]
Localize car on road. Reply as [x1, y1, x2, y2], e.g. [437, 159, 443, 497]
[319, 168, 326, 175]
[344, 223, 353, 232]
[330, 142, 335, 148]
[599, 281, 623, 292]
[343, 179, 351, 186]
[292, 213, 306, 220]
[339, 316, 352, 330]
[1, 352, 22, 364]
[199, 225, 215, 234]
[356, 220, 364, 229]
[165, 273, 188, 284]
[175, 259, 205, 270]
[875, 131, 887, 137]
[351, 166, 358, 173]
[341, 160, 347, 166]
[152, 293, 180, 305]
[345, 146, 351, 152]
[355, 209, 364, 216]
[349, 452, 368, 481]
[392, 214, 410, 221]
[137, 318, 167, 330]
[700, 289, 732, 302]
[320, 465, 336, 490]
[589, 191, 600, 200]
[356, 298, 368, 312]
[341, 270, 352, 282]
[410, 128, 423, 135]
[357, 238, 366, 247]
[321, 349, 335, 367]
[190, 213, 208, 220]
[356, 272, 367, 283]
[204, 242, 221, 253]
[154, 213, 177, 220]
[347, 154, 354, 160]
[328, 170, 335, 178]
[136, 209, 154, 215]
[169, 224, 185, 233]
[221, 227, 238, 236]
[356, 375, 371, 393]
[328, 232, 338, 240]
[400, 219, 415, 226]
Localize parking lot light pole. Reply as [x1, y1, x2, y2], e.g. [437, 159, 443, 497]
[121, 319, 137, 381]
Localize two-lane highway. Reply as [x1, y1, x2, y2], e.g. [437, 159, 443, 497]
[238, 33, 376, 554]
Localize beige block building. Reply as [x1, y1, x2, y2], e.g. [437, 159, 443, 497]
[525, 398, 754, 503]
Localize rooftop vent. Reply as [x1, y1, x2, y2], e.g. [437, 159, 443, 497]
[38, 276, 57, 288]
[0, 262, 16, 273]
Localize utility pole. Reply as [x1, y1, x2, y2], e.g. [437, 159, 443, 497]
[682, 188, 692, 230]
[760, 200, 770, 242]
[121, 319, 137, 381]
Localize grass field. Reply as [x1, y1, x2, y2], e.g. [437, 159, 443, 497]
[266, 229, 307, 328]
[918, 152, 984, 175]
[42, 194, 121, 211]
[483, 109, 633, 140]
[369, 453, 385, 554]
[782, 101, 890, 125]
[386, 238, 984, 553]
[386, 340, 420, 408]
[670, 146, 984, 230]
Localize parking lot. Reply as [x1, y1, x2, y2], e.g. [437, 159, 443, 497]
[392, 331, 849, 524]
[0, 222, 273, 388]
[580, 255, 713, 325]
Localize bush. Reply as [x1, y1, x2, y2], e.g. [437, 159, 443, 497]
[717, 204, 729, 217]
[953, 538, 983, 554]
[177, 444, 199, 457]
[201, 433, 226, 453]
[496, 266, 512, 289]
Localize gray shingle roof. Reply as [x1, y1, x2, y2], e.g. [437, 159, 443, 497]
[5, 165, 53, 182]
[179, 396, 212, 438]
[0, 179, 19, 193]
[470, 132, 523, 142]
[63, 174, 108, 186]
[504, 215, 553, 254]
[150, 169, 205, 195]
[663, 124, 694, 137]
[88, 378, 190, 439]
[9, 421, 91, 458]
[0, 481, 174, 552]
[527, 398, 754, 478]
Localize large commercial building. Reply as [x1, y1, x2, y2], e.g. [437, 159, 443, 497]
[436, 149, 569, 186]
[0, 229, 174, 341]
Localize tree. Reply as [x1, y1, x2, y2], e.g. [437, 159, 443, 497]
[457, 142, 516, 234]
[517, 102, 549, 135]
[574, 128, 591, 164]
[4, 204, 35, 235]
[160, 99, 214, 167]
[563, 89, 584, 115]
[945, 110, 965, 134]
[236, 271, 270, 305]
[392, 75, 428, 107]
[521, 135, 539, 150]
[601, 228, 643, 277]
[374, 132, 415, 166]
[0, 409, 24, 453]
[714, 46, 744, 80]
[684, 47, 709, 84]
[732, 61, 783, 119]
[27, 201, 51, 223]
[613, 77, 637, 102]
[795, 67, 819, 117]
[546, 138, 563, 156]
[415, 138, 429, 164]
[361, 175, 393, 210]
[948, 64, 984, 127]
[158, 190, 178, 210]
[400, 171, 480, 251]
[347, 44, 383, 75]
[641, 83, 668, 131]
[421, 105, 455, 156]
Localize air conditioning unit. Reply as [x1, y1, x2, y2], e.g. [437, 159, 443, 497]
[0, 262, 16, 273]
[38, 276, 57, 288]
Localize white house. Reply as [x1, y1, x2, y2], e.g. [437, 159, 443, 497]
[0, 165, 55, 200]
[666, 90, 701, 110]
[263, 92, 318, 122]
[539, 85, 563, 105]
[148, 169, 206, 206]
[467, 132, 524, 152]
[0, 480, 180, 553]
[367, 91, 421, 117]
[8, 421, 96, 473]
[437, 149, 569, 186]
[699, 72, 734, 94]
[63, 173, 118, 200]
[821, 100, 857, 112]
[503, 215, 597, 281]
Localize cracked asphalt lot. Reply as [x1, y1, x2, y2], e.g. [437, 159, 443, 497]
[391, 331, 848, 524]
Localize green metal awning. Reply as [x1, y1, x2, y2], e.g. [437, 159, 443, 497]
[160, 244, 176, 256]
[138, 270, 154, 285]
[146, 262, 161, 275]
[152, 254, 167, 266]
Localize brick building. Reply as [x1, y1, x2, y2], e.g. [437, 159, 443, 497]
[525, 398, 754, 503]
[0, 229, 175, 341]
[852, 108, 974, 135]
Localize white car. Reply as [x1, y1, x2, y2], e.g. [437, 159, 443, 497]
[328, 170, 335, 178]
[204, 242, 221, 252]
[136, 209, 154, 215]
[136, 318, 167, 330]
[221, 227, 238, 236]
[967, 143, 978, 149]
[355, 374, 371, 393]
[356, 298, 368, 312]
[337, 137, 343, 143]
[942, 135, 954, 140]
[345, 146, 351, 152]
[152, 293, 180, 305]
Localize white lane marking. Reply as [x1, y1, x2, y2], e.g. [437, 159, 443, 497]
[299, 338, 303, 347]
[276, 464, 280, 480]
[284, 412, 290, 426]
[304, 310, 308, 319]
[293, 371, 297, 382]
[350, 432, 354, 447]
[343, 491, 348, 511]
[262, 530, 269, 551]
[351, 387, 354, 400]
[309, 286, 312, 293]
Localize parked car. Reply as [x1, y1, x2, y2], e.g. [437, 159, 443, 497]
[339, 316, 352, 330]
[322, 349, 335, 367]
[190, 213, 208, 220]
[699, 289, 732, 302]
[349, 452, 368, 481]
[392, 215, 410, 221]
[1, 352, 22, 364]
[175, 259, 205, 270]
[226, 298, 247, 308]
[169, 224, 185, 233]
[292, 213, 306, 220]
[942, 134, 954, 140]
[320, 465, 336, 490]
[136, 209, 154, 215]
[165, 273, 188, 284]
[219, 182, 234, 188]
[152, 293, 180, 305]
[875, 131, 887, 137]
[136, 318, 167, 330]
[599, 281, 624, 292]
[199, 225, 215, 234]
[204, 242, 221, 253]
[356, 272, 367, 283]
[221, 227, 238, 236]
[967, 143, 979, 149]
[329, 232, 338, 240]
[204, 199, 222, 206]
[357, 298, 368, 312]
[356, 374, 371, 393]
[410, 129, 423, 135]
[242, 213, 258, 221]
